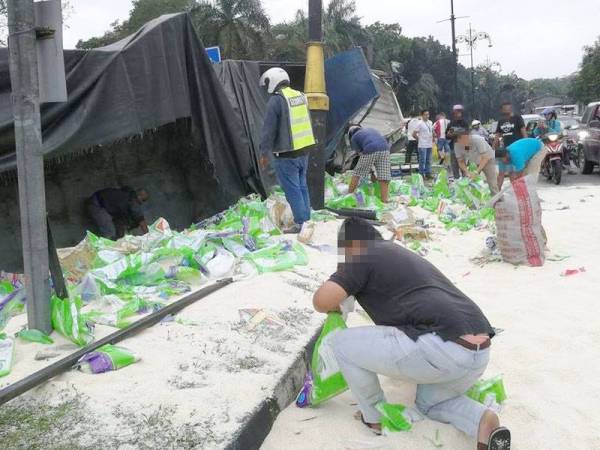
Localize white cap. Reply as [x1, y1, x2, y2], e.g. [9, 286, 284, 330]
[472, 120, 481, 126]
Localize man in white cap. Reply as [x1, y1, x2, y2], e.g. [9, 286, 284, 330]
[471, 120, 490, 140]
[259, 67, 316, 233]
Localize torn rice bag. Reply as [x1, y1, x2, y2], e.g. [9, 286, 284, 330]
[0, 336, 15, 378]
[467, 375, 507, 412]
[76, 273, 101, 303]
[51, 295, 94, 346]
[266, 194, 295, 230]
[16, 328, 54, 345]
[296, 312, 348, 407]
[166, 266, 202, 283]
[376, 402, 414, 433]
[205, 248, 235, 278]
[239, 308, 285, 331]
[77, 344, 139, 374]
[244, 241, 308, 274]
[0, 289, 26, 332]
[84, 296, 159, 329]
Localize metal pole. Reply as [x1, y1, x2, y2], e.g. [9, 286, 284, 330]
[7, 0, 52, 333]
[305, 0, 329, 210]
[450, 0, 458, 102]
[469, 24, 475, 115]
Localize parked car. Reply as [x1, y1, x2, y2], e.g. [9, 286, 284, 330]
[574, 102, 600, 174]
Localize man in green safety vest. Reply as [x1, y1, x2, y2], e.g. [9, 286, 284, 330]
[260, 67, 316, 233]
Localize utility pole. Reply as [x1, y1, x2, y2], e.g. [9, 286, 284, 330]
[305, 0, 329, 210]
[7, 0, 52, 333]
[456, 24, 492, 118]
[450, 0, 458, 103]
[437, 0, 467, 103]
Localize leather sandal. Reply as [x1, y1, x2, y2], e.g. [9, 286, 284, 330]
[477, 427, 511, 450]
[353, 411, 382, 435]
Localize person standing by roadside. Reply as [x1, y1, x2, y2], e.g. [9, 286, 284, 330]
[454, 129, 499, 195]
[494, 102, 527, 189]
[413, 110, 435, 179]
[346, 125, 391, 203]
[446, 105, 468, 180]
[259, 67, 316, 233]
[434, 112, 451, 165]
[405, 116, 420, 167]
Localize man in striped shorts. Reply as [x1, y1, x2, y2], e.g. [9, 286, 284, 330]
[347, 125, 392, 203]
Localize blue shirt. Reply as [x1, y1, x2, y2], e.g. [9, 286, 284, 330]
[507, 138, 543, 172]
[350, 128, 389, 154]
[533, 119, 562, 137]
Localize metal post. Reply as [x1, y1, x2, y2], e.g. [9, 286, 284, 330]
[450, 0, 458, 102]
[305, 0, 329, 210]
[7, 0, 52, 333]
[469, 24, 475, 115]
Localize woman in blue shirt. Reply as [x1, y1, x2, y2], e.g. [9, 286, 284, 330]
[533, 108, 562, 137]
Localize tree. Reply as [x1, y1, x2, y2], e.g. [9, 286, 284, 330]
[189, 0, 270, 60]
[323, 0, 369, 57]
[77, 0, 196, 49]
[267, 9, 307, 61]
[572, 37, 600, 104]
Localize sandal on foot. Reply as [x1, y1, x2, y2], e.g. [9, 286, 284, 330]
[353, 411, 382, 435]
[478, 427, 511, 450]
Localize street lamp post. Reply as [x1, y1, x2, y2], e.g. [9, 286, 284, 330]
[456, 24, 492, 117]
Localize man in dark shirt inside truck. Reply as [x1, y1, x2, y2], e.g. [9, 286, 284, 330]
[312, 218, 511, 450]
[86, 187, 149, 240]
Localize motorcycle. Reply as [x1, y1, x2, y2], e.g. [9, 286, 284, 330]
[540, 133, 566, 185]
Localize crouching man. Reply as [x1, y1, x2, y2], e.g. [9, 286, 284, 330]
[454, 128, 499, 195]
[312, 218, 511, 450]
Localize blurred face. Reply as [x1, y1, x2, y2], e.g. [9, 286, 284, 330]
[422, 111, 430, 121]
[453, 109, 463, 119]
[501, 104, 512, 117]
[457, 134, 470, 146]
[137, 191, 149, 203]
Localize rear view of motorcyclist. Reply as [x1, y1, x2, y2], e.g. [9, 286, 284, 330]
[533, 108, 562, 137]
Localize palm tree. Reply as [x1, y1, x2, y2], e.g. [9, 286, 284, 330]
[323, 0, 370, 57]
[191, 0, 269, 60]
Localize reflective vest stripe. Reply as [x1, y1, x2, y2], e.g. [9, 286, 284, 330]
[280, 87, 316, 151]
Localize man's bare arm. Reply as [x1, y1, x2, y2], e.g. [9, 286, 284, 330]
[313, 281, 349, 313]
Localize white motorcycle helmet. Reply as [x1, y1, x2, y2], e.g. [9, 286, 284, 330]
[259, 67, 290, 94]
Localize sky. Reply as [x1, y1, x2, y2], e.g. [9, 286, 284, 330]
[63, 0, 599, 80]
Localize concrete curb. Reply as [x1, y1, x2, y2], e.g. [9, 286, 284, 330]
[223, 326, 321, 450]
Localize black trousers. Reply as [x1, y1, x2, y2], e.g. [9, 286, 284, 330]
[405, 140, 418, 165]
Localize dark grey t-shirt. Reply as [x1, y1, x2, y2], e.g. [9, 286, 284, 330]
[329, 241, 494, 341]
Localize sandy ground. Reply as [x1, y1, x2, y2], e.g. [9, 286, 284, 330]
[1, 222, 342, 449]
[261, 173, 600, 450]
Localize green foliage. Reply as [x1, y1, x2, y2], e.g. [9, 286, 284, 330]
[572, 37, 600, 104]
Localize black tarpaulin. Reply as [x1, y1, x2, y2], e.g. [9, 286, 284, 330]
[212, 60, 276, 196]
[0, 13, 251, 201]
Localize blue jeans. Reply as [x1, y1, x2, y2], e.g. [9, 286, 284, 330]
[273, 155, 311, 225]
[418, 147, 432, 176]
[331, 326, 490, 438]
[437, 138, 450, 155]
